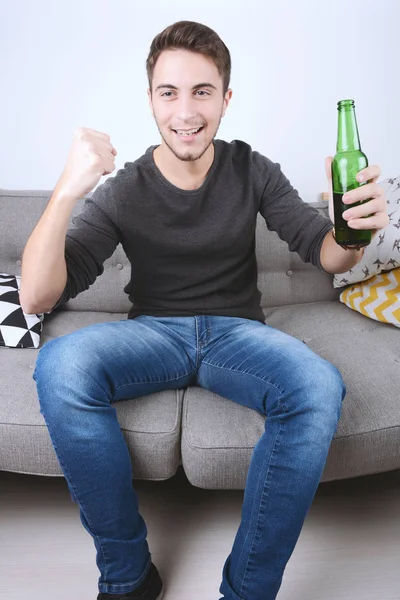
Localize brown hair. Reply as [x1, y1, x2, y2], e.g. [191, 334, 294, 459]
[146, 21, 231, 95]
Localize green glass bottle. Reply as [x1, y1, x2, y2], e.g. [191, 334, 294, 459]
[331, 99, 372, 248]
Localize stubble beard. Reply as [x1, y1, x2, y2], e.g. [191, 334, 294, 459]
[155, 113, 223, 162]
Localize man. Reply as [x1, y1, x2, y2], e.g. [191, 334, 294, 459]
[20, 20, 388, 600]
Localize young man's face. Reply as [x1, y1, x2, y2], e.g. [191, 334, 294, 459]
[148, 49, 232, 162]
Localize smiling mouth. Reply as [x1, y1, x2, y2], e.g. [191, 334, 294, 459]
[172, 126, 204, 138]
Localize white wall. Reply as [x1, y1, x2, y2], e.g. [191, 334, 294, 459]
[1, 0, 399, 201]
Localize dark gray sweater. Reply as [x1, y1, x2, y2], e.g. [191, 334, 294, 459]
[54, 138, 333, 322]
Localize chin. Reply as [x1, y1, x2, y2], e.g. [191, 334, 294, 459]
[167, 133, 213, 163]
[174, 149, 206, 162]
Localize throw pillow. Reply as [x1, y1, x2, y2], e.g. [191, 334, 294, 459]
[339, 267, 400, 327]
[333, 175, 400, 288]
[0, 273, 44, 348]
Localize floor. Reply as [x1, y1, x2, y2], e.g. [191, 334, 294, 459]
[1, 466, 400, 600]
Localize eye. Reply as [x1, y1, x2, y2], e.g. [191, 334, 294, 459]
[161, 91, 173, 97]
[195, 90, 210, 96]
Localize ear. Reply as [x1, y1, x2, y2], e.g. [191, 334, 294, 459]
[222, 88, 233, 118]
[147, 89, 154, 118]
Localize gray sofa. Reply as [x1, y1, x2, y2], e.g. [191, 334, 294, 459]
[1, 188, 399, 488]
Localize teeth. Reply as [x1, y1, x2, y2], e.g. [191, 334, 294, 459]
[175, 127, 201, 136]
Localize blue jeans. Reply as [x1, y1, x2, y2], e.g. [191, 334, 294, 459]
[33, 315, 345, 599]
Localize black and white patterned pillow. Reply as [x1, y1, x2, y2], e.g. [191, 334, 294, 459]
[0, 273, 44, 348]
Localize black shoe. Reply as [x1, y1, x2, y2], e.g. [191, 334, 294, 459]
[96, 562, 164, 600]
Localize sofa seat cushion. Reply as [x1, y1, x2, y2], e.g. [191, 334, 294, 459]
[181, 301, 400, 489]
[0, 310, 182, 480]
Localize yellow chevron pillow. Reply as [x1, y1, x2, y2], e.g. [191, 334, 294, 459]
[340, 268, 400, 327]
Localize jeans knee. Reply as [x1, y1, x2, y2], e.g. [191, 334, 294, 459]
[323, 362, 345, 418]
[290, 358, 346, 436]
[33, 334, 96, 414]
[34, 337, 73, 383]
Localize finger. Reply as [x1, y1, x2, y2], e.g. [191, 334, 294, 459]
[97, 140, 115, 152]
[105, 142, 117, 156]
[347, 213, 390, 231]
[356, 164, 381, 184]
[343, 198, 383, 220]
[343, 182, 383, 204]
[96, 149, 116, 165]
[88, 129, 111, 141]
[76, 127, 111, 141]
[95, 141, 116, 158]
[102, 159, 116, 175]
[325, 156, 333, 182]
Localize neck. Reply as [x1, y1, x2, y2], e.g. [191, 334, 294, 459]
[153, 141, 215, 190]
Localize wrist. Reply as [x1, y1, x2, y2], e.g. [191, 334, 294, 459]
[331, 228, 366, 252]
[321, 228, 366, 273]
[50, 182, 81, 211]
[331, 229, 366, 264]
[52, 185, 79, 204]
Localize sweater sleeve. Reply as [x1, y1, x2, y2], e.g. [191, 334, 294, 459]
[256, 153, 333, 269]
[50, 176, 122, 311]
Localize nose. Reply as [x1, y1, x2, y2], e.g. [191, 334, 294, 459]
[175, 93, 198, 122]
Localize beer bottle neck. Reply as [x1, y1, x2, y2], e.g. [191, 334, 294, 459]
[336, 102, 361, 152]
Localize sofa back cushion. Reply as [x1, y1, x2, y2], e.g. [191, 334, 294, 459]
[0, 189, 339, 313]
[257, 201, 339, 307]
